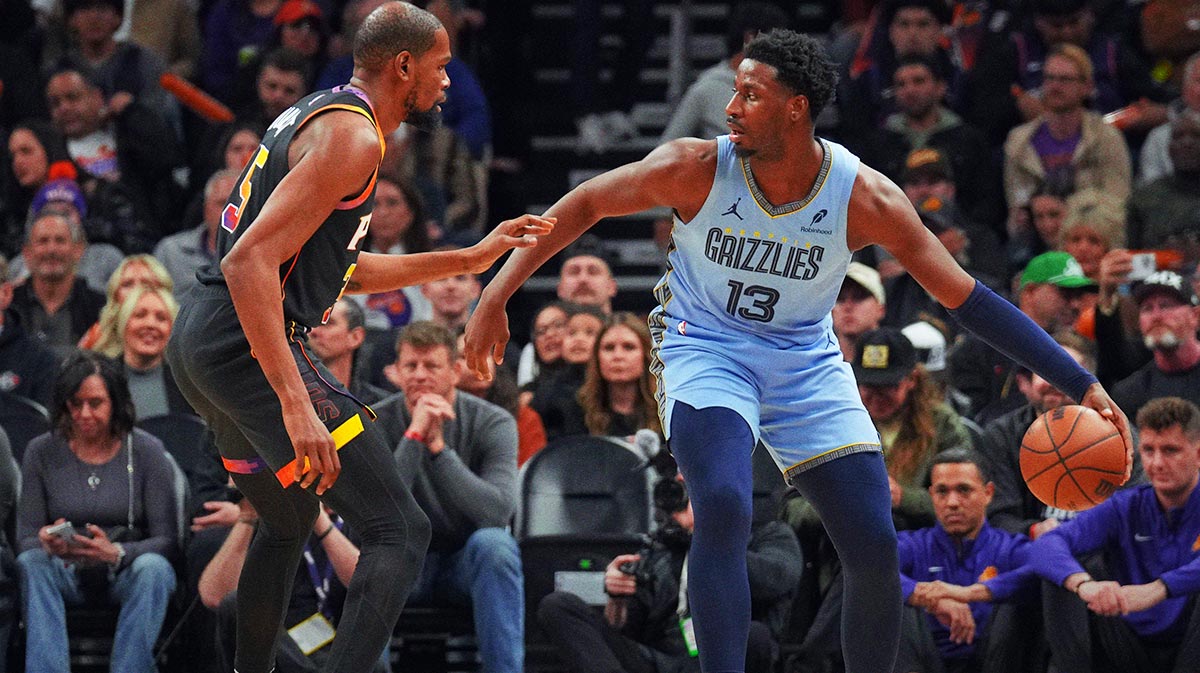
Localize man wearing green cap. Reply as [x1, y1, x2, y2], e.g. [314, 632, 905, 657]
[947, 251, 1097, 422]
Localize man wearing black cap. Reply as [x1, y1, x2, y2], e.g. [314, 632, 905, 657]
[1111, 271, 1200, 418]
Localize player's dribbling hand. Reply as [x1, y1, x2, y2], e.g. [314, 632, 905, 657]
[1080, 383, 1134, 484]
[469, 214, 556, 274]
[463, 294, 510, 383]
[283, 404, 340, 495]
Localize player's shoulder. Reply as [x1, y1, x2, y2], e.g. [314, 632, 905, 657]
[646, 137, 719, 174]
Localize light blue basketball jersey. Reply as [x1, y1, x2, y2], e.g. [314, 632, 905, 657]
[648, 136, 880, 477]
[652, 135, 858, 346]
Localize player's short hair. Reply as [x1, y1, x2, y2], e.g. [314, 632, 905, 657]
[1137, 397, 1200, 440]
[743, 29, 838, 120]
[353, 1, 442, 72]
[396, 320, 458, 357]
[930, 447, 991, 483]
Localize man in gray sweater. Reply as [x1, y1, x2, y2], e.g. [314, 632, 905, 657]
[374, 321, 523, 673]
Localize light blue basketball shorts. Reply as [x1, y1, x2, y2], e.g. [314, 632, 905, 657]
[649, 313, 881, 482]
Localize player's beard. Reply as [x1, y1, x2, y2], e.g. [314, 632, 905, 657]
[403, 89, 443, 131]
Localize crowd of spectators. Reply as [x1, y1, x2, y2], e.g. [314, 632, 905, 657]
[0, 0, 1198, 671]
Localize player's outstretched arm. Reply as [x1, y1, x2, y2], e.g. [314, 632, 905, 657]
[346, 213, 556, 295]
[463, 138, 716, 380]
[222, 112, 381, 494]
[849, 166, 1134, 482]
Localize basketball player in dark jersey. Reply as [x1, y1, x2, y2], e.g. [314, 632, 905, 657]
[165, 4, 553, 672]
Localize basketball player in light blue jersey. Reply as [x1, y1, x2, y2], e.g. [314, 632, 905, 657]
[465, 30, 1134, 673]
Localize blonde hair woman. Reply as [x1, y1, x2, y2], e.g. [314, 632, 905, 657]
[82, 255, 174, 353]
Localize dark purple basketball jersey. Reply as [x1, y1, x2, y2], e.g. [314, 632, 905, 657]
[199, 85, 384, 329]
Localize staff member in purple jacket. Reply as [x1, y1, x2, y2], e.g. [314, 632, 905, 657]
[1031, 396, 1200, 673]
[895, 448, 1037, 673]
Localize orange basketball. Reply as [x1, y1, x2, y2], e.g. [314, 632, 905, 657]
[1020, 405, 1125, 511]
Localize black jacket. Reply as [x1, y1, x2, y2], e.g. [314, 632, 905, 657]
[9, 278, 105, 350]
[0, 312, 59, 407]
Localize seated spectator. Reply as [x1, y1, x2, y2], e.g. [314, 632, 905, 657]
[51, 0, 177, 129]
[45, 68, 184, 250]
[79, 253, 173, 352]
[1137, 53, 1199, 185]
[515, 300, 568, 388]
[854, 54, 1002, 233]
[947, 251, 1095, 422]
[1111, 271, 1200, 418]
[16, 350, 178, 673]
[529, 303, 605, 440]
[420, 249, 481, 332]
[454, 331, 546, 467]
[839, 0, 961, 137]
[981, 331, 1143, 538]
[538, 474, 802, 673]
[1006, 182, 1072, 275]
[854, 328, 972, 531]
[969, 0, 1167, 144]
[418, 0, 492, 162]
[660, 1, 790, 142]
[235, 47, 312, 128]
[569, 312, 664, 440]
[382, 121, 482, 237]
[3, 120, 73, 257]
[230, 0, 328, 117]
[833, 262, 886, 362]
[199, 497, 390, 673]
[307, 297, 391, 404]
[154, 169, 238, 297]
[0, 254, 60, 407]
[1002, 44, 1132, 231]
[10, 212, 106, 359]
[180, 123, 262, 234]
[1031, 396, 1200, 673]
[200, 0, 283, 101]
[556, 242, 618, 315]
[92, 285, 193, 420]
[356, 173, 435, 331]
[314, 0, 388, 90]
[374, 321, 523, 673]
[1058, 189, 1125, 281]
[895, 449, 1038, 673]
[1127, 112, 1200, 268]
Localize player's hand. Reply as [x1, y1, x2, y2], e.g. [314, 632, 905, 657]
[1080, 383, 1134, 484]
[463, 294, 510, 382]
[282, 403, 340, 495]
[468, 214, 556, 274]
[191, 501, 241, 531]
[1078, 580, 1124, 616]
[931, 598, 976, 644]
[1117, 580, 1168, 614]
[605, 554, 641, 596]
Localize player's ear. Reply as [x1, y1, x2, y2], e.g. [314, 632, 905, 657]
[395, 51, 412, 79]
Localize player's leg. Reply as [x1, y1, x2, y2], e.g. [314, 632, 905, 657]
[227, 467, 320, 673]
[789, 452, 900, 673]
[315, 417, 431, 673]
[669, 400, 755, 673]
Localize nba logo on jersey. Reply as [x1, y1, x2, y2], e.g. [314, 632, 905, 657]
[679, 321, 687, 335]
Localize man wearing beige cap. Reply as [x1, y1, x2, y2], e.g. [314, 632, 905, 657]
[833, 262, 887, 361]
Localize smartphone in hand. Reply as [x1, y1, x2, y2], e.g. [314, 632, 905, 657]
[45, 521, 79, 545]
